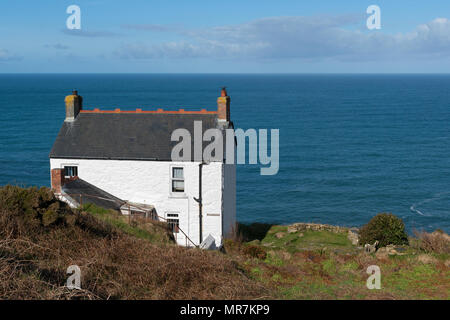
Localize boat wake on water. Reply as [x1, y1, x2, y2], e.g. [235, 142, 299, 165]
[410, 192, 450, 217]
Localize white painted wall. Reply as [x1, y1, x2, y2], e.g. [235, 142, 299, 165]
[50, 158, 233, 247]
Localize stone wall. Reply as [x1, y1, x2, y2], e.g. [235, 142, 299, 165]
[287, 223, 350, 234]
[287, 223, 359, 245]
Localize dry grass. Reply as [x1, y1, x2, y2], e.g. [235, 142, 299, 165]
[413, 230, 450, 254]
[0, 186, 268, 300]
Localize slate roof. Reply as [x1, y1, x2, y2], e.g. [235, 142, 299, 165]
[49, 111, 219, 161]
[62, 178, 125, 211]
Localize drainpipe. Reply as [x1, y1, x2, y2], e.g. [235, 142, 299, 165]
[194, 161, 207, 244]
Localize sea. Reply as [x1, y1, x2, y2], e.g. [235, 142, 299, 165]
[0, 74, 449, 233]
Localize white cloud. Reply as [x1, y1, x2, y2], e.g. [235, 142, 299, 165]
[114, 16, 450, 62]
[0, 49, 21, 62]
[44, 43, 70, 50]
[62, 29, 120, 38]
[121, 24, 175, 32]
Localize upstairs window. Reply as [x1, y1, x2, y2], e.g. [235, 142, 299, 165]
[171, 167, 184, 193]
[64, 166, 78, 178]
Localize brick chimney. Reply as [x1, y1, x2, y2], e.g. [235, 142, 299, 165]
[65, 90, 83, 122]
[217, 87, 230, 122]
[51, 168, 65, 193]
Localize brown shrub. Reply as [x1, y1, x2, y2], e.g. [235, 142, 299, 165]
[0, 186, 269, 300]
[222, 238, 242, 254]
[242, 245, 267, 260]
[354, 253, 378, 270]
[414, 230, 450, 254]
[296, 250, 325, 264]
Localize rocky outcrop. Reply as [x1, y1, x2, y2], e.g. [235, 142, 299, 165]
[275, 232, 286, 239]
[373, 244, 408, 259]
[348, 230, 359, 245]
[364, 241, 379, 253]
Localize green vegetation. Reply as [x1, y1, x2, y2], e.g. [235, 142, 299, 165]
[259, 225, 353, 253]
[82, 203, 173, 244]
[0, 185, 76, 229]
[226, 223, 449, 300]
[359, 213, 409, 248]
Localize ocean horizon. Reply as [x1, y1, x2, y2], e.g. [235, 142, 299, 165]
[1, 73, 449, 233]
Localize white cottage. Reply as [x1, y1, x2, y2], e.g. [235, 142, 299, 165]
[49, 89, 236, 248]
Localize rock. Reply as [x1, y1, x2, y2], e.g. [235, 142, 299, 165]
[364, 240, 379, 253]
[374, 244, 406, 256]
[298, 232, 304, 237]
[445, 260, 450, 268]
[275, 232, 285, 239]
[287, 226, 297, 233]
[385, 244, 407, 256]
[348, 230, 359, 245]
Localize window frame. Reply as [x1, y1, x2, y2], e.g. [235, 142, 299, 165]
[166, 213, 180, 234]
[170, 166, 185, 195]
[63, 165, 78, 178]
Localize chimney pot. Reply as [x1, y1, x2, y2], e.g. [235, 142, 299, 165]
[221, 87, 228, 97]
[217, 88, 230, 122]
[65, 90, 83, 122]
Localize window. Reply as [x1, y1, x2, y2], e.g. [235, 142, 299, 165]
[171, 167, 184, 193]
[167, 213, 179, 233]
[64, 166, 78, 178]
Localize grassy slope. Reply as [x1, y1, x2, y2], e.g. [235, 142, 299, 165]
[0, 186, 448, 300]
[226, 225, 450, 300]
[82, 203, 174, 244]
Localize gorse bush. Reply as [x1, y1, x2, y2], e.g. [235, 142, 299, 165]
[359, 213, 409, 248]
[0, 185, 76, 232]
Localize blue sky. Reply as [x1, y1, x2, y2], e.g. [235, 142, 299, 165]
[1, 0, 450, 73]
